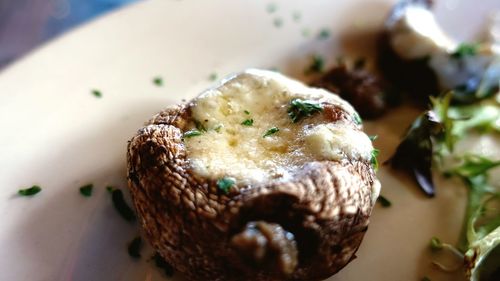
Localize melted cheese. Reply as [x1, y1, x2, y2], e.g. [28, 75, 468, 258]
[184, 69, 373, 185]
[386, 5, 500, 91]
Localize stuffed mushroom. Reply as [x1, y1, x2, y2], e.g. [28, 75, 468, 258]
[127, 69, 380, 280]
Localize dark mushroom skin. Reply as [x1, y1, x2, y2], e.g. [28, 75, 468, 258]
[127, 79, 379, 280]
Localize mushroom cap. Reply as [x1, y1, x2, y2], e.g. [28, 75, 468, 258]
[127, 71, 379, 280]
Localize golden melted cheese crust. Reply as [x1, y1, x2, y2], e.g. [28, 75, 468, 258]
[184, 69, 373, 185]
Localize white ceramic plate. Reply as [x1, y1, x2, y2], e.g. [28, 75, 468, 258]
[0, 0, 498, 280]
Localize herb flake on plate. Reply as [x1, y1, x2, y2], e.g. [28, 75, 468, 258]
[305, 55, 325, 74]
[128, 236, 143, 258]
[107, 187, 136, 222]
[153, 77, 163, 86]
[273, 18, 283, 28]
[79, 184, 93, 197]
[377, 195, 391, 207]
[18, 185, 41, 196]
[91, 89, 102, 98]
[317, 28, 330, 40]
[208, 72, 218, 81]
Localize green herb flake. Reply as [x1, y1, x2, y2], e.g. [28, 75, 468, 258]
[263, 127, 280, 138]
[241, 119, 254, 126]
[217, 177, 235, 194]
[317, 28, 330, 40]
[292, 11, 301, 22]
[371, 149, 380, 171]
[451, 43, 479, 59]
[184, 130, 202, 138]
[244, 110, 250, 115]
[208, 72, 218, 81]
[273, 18, 283, 28]
[108, 188, 136, 222]
[377, 195, 391, 207]
[106, 186, 115, 193]
[91, 90, 102, 98]
[79, 184, 93, 197]
[153, 253, 175, 276]
[369, 135, 378, 141]
[421, 277, 432, 281]
[287, 98, 323, 123]
[128, 236, 143, 258]
[153, 77, 163, 86]
[305, 55, 325, 74]
[353, 113, 362, 125]
[214, 124, 223, 133]
[429, 236, 443, 251]
[266, 3, 277, 13]
[302, 28, 311, 38]
[18, 185, 42, 196]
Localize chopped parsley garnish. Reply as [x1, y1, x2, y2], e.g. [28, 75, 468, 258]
[79, 184, 93, 197]
[184, 130, 202, 138]
[128, 236, 143, 258]
[450, 43, 478, 59]
[208, 72, 218, 81]
[369, 135, 378, 141]
[91, 90, 102, 98]
[194, 120, 207, 132]
[377, 195, 391, 207]
[213, 124, 223, 133]
[263, 127, 280, 137]
[371, 149, 380, 171]
[18, 185, 41, 196]
[273, 18, 283, 28]
[153, 77, 163, 86]
[302, 28, 311, 38]
[153, 253, 175, 277]
[108, 187, 136, 222]
[244, 110, 250, 115]
[266, 3, 277, 13]
[353, 113, 362, 125]
[216, 177, 235, 194]
[292, 11, 301, 22]
[317, 28, 330, 40]
[305, 55, 325, 74]
[241, 119, 254, 126]
[287, 98, 323, 123]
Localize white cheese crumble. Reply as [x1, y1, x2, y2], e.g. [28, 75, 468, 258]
[386, 5, 500, 91]
[184, 69, 373, 184]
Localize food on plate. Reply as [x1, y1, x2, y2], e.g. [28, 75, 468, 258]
[127, 69, 380, 280]
[378, 2, 500, 280]
[379, 0, 500, 103]
[312, 60, 387, 119]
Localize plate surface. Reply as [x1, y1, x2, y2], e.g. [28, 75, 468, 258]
[0, 0, 498, 280]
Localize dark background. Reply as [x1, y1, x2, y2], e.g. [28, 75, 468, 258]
[0, 0, 139, 69]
